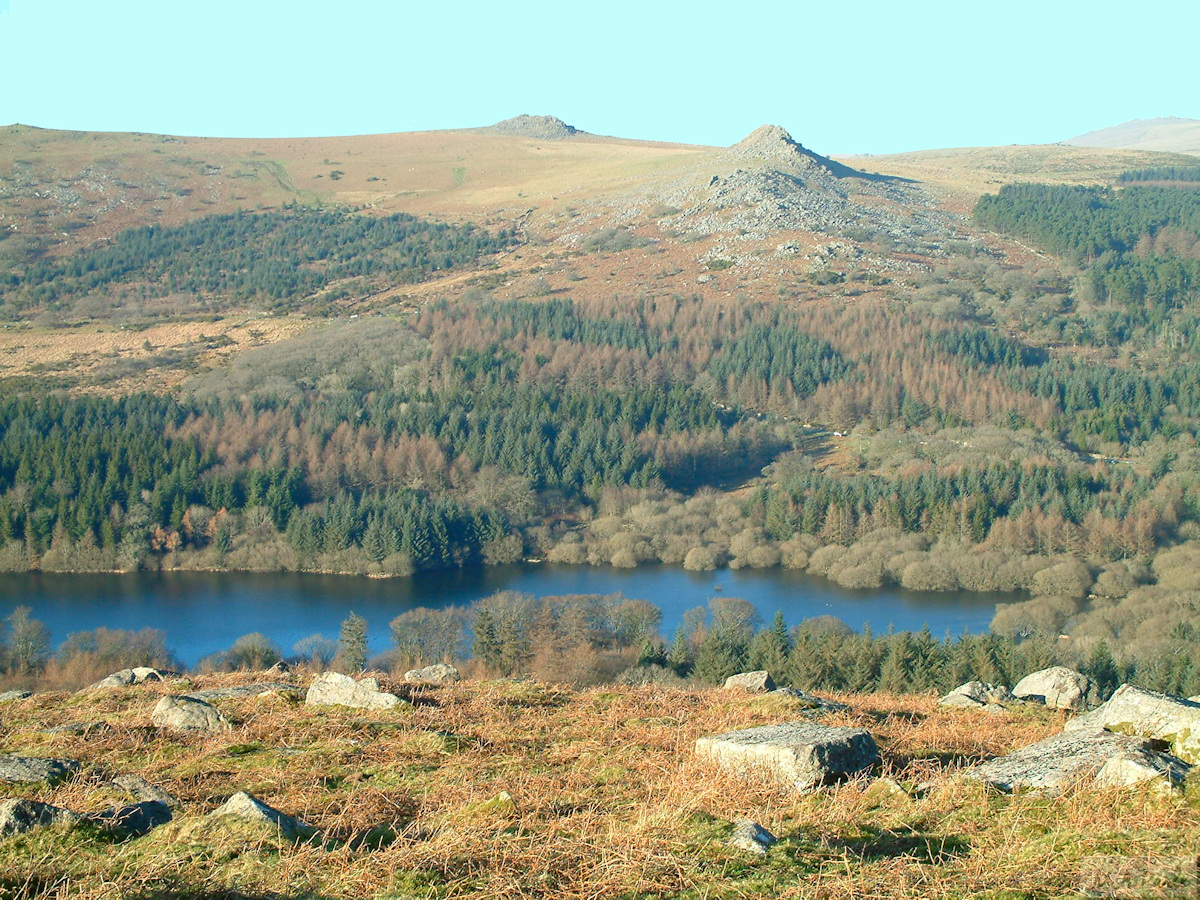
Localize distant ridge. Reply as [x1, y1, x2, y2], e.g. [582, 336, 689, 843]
[1064, 117, 1200, 155]
[487, 114, 582, 140]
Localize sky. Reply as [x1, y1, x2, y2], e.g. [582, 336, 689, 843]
[1, 0, 1195, 155]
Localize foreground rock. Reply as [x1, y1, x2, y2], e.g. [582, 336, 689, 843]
[151, 695, 231, 733]
[939, 681, 1013, 709]
[84, 667, 174, 691]
[0, 754, 80, 785]
[728, 819, 776, 854]
[695, 722, 878, 791]
[305, 672, 405, 710]
[1064, 684, 1200, 764]
[111, 774, 182, 810]
[723, 671, 776, 693]
[94, 800, 173, 838]
[210, 791, 312, 839]
[0, 690, 31, 703]
[965, 729, 1163, 794]
[1095, 747, 1190, 795]
[0, 799, 81, 837]
[1013, 667, 1089, 710]
[404, 664, 461, 686]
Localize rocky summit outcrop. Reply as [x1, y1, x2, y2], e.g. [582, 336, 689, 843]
[489, 114, 580, 141]
[1013, 667, 1090, 710]
[210, 791, 312, 840]
[305, 672, 405, 710]
[1064, 684, 1200, 764]
[0, 799, 81, 837]
[151, 695, 231, 733]
[939, 681, 1014, 709]
[723, 671, 776, 693]
[84, 667, 174, 691]
[695, 721, 878, 791]
[730, 124, 862, 179]
[0, 753, 80, 786]
[965, 729, 1175, 794]
[404, 664, 461, 686]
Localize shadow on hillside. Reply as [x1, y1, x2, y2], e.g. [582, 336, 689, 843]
[830, 824, 969, 862]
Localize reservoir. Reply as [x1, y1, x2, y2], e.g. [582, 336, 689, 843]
[0, 564, 1017, 666]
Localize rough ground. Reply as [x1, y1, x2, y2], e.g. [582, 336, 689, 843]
[0, 672, 1197, 899]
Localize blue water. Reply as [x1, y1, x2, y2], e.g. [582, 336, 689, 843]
[0, 563, 1018, 666]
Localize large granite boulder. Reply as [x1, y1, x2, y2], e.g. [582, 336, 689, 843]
[305, 672, 405, 710]
[723, 671, 776, 693]
[0, 754, 80, 786]
[695, 721, 878, 791]
[965, 729, 1161, 794]
[1013, 666, 1090, 710]
[404, 664, 461, 686]
[0, 799, 81, 837]
[151, 695, 231, 734]
[210, 791, 312, 840]
[939, 681, 1013, 709]
[1064, 684, 1200, 764]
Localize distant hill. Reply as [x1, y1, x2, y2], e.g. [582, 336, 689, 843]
[1064, 117, 1200, 155]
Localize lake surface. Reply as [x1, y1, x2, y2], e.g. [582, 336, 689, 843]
[0, 564, 1019, 666]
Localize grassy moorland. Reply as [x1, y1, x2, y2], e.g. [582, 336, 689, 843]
[1, 672, 1198, 899]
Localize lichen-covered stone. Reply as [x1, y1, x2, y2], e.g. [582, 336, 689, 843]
[723, 671, 776, 693]
[728, 819, 776, 854]
[151, 695, 231, 733]
[83, 667, 174, 691]
[695, 721, 878, 791]
[0, 754, 80, 786]
[0, 799, 80, 837]
[939, 682, 1013, 709]
[305, 672, 405, 710]
[404, 664, 461, 686]
[210, 791, 312, 839]
[1064, 684, 1200, 764]
[1095, 748, 1190, 795]
[94, 800, 173, 838]
[966, 729, 1146, 794]
[1013, 667, 1090, 710]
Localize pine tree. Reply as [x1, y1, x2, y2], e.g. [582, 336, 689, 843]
[337, 612, 368, 673]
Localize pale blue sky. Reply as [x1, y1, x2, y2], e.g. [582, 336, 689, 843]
[1, 0, 1194, 155]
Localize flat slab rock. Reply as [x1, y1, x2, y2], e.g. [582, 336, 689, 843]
[966, 728, 1156, 794]
[940, 681, 1014, 709]
[0, 753, 80, 786]
[695, 721, 878, 791]
[0, 690, 32, 703]
[184, 682, 300, 701]
[1065, 683, 1200, 765]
